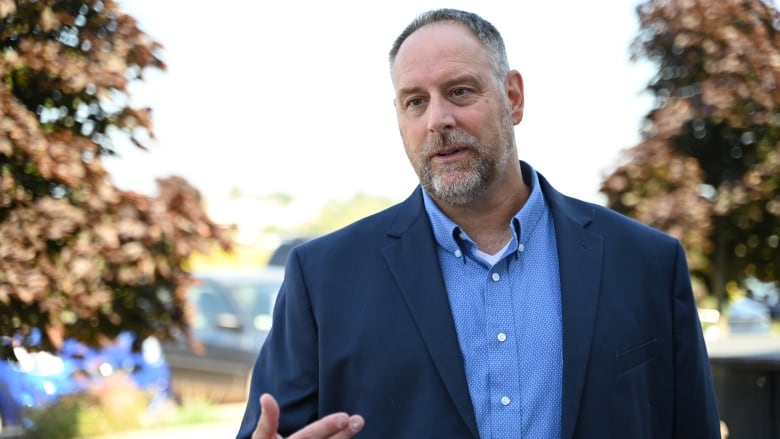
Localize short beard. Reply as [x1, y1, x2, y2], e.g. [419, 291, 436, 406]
[419, 130, 491, 205]
[416, 113, 514, 205]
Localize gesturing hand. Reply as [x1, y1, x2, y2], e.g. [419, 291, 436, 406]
[252, 393, 365, 439]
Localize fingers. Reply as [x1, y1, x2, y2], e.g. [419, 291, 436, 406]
[252, 393, 282, 439]
[253, 392, 365, 439]
[289, 413, 365, 439]
[332, 415, 365, 439]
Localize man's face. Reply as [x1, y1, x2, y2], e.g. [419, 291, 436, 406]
[391, 22, 523, 205]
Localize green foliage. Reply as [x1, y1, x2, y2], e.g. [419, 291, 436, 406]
[20, 377, 148, 438]
[18, 380, 220, 438]
[300, 193, 398, 236]
[20, 395, 83, 439]
[154, 396, 221, 427]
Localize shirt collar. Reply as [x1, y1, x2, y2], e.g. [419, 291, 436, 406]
[422, 161, 548, 259]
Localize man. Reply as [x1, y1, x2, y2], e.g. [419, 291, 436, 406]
[238, 8, 720, 439]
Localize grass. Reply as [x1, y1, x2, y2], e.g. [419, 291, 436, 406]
[18, 379, 223, 439]
[149, 397, 222, 429]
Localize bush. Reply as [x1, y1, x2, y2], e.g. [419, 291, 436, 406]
[20, 395, 83, 439]
[17, 377, 224, 438]
[20, 376, 153, 438]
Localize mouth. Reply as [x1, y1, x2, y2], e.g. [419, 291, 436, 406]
[431, 145, 469, 161]
[436, 146, 465, 156]
[433, 145, 469, 158]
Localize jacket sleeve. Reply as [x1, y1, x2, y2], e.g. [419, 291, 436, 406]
[235, 248, 319, 438]
[671, 242, 721, 438]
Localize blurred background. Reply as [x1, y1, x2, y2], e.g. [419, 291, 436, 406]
[1, 0, 778, 438]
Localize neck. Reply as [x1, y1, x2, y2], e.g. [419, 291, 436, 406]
[434, 162, 529, 254]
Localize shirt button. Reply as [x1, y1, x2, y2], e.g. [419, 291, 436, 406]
[500, 396, 511, 406]
[491, 273, 500, 281]
[497, 333, 507, 342]
[454, 249, 462, 258]
[459, 232, 467, 240]
[518, 243, 525, 252]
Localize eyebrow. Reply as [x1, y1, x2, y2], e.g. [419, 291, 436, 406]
[396, 73, 482, 98]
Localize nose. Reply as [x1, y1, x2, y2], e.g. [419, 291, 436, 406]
[426, 96, 455, 134]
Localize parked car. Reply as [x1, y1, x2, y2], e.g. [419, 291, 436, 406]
[163, 267, 284, 404]
[744, 276, 780, 320]
[267, 237, 309, 267]
[0, 331, 171, 433]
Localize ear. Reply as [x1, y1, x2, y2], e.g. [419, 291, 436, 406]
[505, 70, 524, 125]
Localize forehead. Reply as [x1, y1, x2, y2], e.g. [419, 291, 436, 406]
[391, 22, 491, 88]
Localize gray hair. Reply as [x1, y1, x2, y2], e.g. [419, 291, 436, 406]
[388, 8, 510, 80]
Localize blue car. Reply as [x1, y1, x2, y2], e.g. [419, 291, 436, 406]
[0, 331, 171, 432]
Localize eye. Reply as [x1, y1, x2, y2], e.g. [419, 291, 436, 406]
[451, 88, 469, 97]
[406, 97, 425, 108]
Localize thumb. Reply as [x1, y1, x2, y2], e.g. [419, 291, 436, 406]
[252, 393, 282, 439]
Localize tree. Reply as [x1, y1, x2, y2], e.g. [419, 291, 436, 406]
[0, 0, 234, 354]
[601, 0, 780, 307]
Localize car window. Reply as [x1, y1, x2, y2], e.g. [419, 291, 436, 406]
[230, 281, 280, 331]
[190, 283, 234, 329]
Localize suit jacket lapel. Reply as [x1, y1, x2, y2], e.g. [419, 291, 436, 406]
[382, 189, 480, 439]
[539, 174, 604, 439]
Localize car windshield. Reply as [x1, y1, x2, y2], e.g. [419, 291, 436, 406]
[227, 279, 280, 331]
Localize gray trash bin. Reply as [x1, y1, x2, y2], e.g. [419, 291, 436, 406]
[707, 333, 780, 439]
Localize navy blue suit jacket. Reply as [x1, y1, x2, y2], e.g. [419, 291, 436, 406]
[237, 168, 720, 438]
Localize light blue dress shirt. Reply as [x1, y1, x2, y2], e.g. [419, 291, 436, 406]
[422, 165, 562, 439]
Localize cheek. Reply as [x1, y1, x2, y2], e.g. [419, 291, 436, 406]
[399, 132, 427, 172]
[454, 110, 489, 138]
[401, 135, 423, 166]
[399, 120, 426, 150]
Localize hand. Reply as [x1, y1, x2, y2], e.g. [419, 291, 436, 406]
[252, 393, 365, 439]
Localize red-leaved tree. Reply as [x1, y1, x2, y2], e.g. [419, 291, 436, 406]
[601, 0, 780, 306]
[0, 0, 234, 353]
